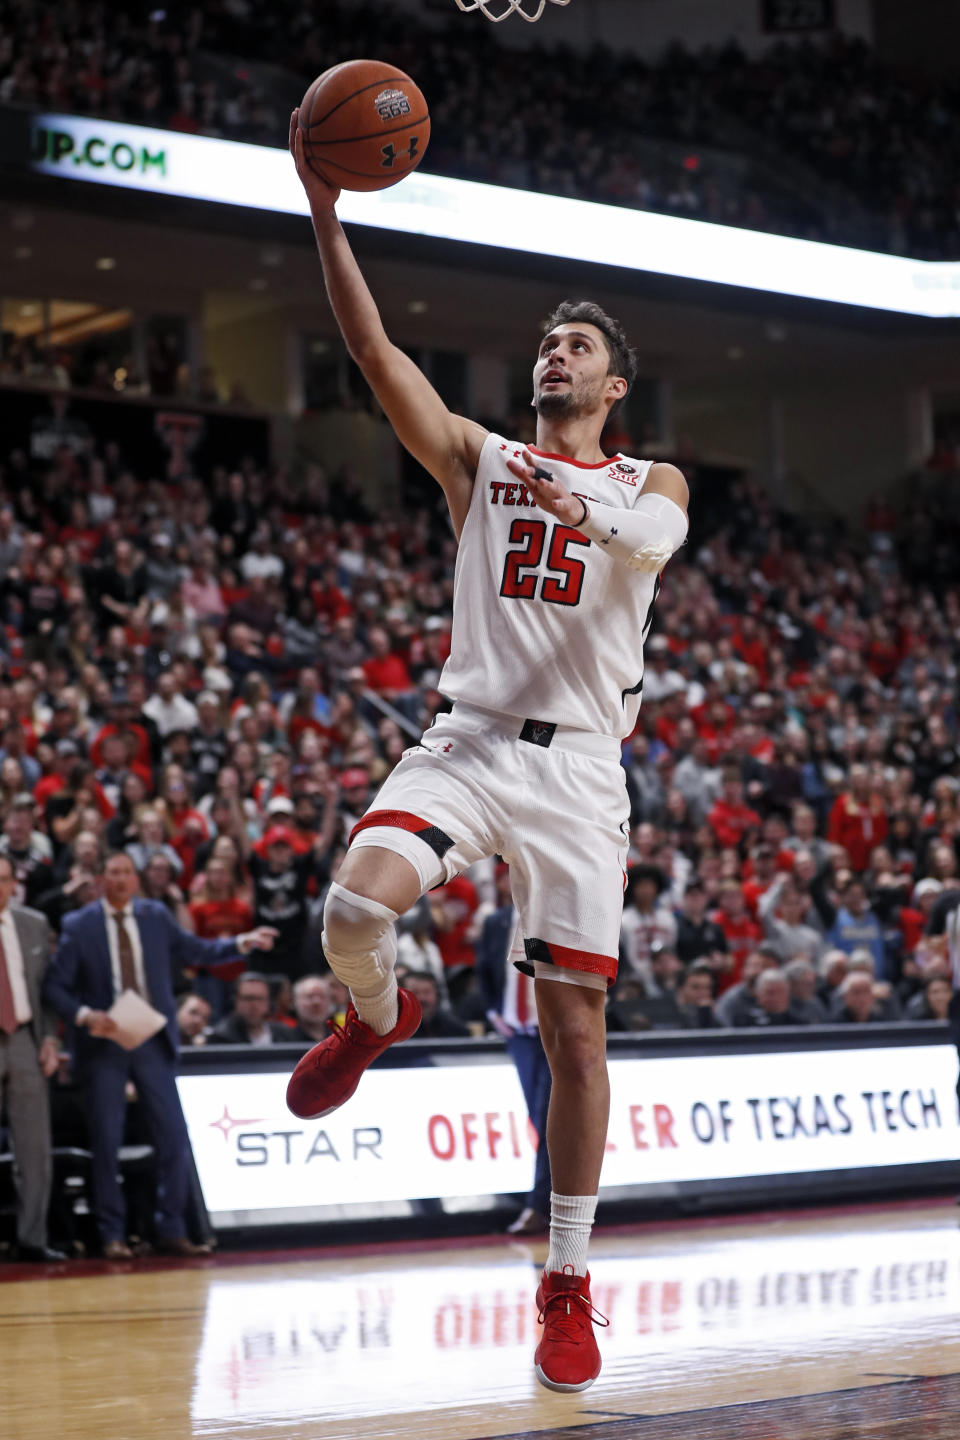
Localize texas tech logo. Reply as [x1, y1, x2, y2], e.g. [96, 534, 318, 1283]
[612, 462, 638, 486]
[375, 89, 412, 122]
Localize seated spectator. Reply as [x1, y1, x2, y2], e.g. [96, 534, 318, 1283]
[0, 794, 53, 905]
[605, 978, 654, 1033]
[834, 971, 888, 1025]
[401, 970, 471, 1039]
[644, 945, 685, 1000]
[207, 972, 292, 1045]
[676, 963, 723, 1029]
[715, 948, 782, 1028]
[710, 880, 762, 990]
[822, 877, 888, 980]
[142, 673, 199, 739]
[905, 974, 953, 1022]
[124, 807, 183, 878]
[674, 877, 729, 978]
[396, 914, 449, 1004]
[784, 958, 828, 1024]
[287, 974, 334, 1043]
[177, 993, 213, 1046]
[428, 872, 480, 1004]
[817, 947, 849, 1012]
[620, 865, 678, 983]
[139, 852, 191, 929]
[827, 764, 888, 874]
[741, 969, 809, 1027]
[42, 755, 111, 852]
[836, 948, 903, 1022]
[707, 766, 761, 852]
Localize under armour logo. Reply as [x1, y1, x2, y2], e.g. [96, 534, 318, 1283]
[442, 743, 454, 753]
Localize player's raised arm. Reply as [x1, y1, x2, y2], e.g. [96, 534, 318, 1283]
[290, 111, 485, 533]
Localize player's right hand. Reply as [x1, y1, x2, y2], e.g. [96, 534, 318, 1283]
[289, 108, 341, 213]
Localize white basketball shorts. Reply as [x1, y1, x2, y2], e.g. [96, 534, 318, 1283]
[349, 701, 630, 986]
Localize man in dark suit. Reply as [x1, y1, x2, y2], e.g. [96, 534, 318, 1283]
[475, 866, 552, 1236]
[44, 851, 277, 1259]
[0, 853, 64, 1262]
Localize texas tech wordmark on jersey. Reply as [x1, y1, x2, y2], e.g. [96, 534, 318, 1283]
[440, 434, 660, 738]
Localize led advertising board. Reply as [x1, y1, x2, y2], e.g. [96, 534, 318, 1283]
[177, 1042, 960, 1227]
[31, 113, 960, 317]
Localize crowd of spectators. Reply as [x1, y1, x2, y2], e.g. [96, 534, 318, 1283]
[0, 377, 958, 1249]
[0, 385, 955, 1048]
[2, 2, 960, 257]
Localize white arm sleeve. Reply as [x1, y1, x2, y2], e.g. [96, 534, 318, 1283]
[577, 492, 688, 574]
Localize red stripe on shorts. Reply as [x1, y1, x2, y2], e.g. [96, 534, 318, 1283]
[349, 809, 456, 860]
[350, 809, 430, 845]
[547, 940, 618, 982]
[520, 936, 618, 985]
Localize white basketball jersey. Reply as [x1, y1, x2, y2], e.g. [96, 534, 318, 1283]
[440, 434, 660, 739]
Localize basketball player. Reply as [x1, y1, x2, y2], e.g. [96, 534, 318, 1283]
[285, 110, 689, 1392]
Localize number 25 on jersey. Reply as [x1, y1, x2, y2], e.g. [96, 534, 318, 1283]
[499, 519, 590, 608]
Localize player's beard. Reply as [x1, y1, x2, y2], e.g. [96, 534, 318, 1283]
[534, 373, 603, 420]
[535, 388, 579, 419]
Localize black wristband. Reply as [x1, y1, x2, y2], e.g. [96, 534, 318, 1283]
[574, 498, 589, 528]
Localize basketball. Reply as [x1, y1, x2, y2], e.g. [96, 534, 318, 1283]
[298, 60, 431, 193]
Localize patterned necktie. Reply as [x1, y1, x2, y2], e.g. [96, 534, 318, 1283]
[0, 925, 17, 1035]
[112, 911, 140, 995]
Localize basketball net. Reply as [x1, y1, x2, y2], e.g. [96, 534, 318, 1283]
[453, 0, 570, 22]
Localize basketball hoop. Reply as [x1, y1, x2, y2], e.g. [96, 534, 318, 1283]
[453, 0, 571, 22]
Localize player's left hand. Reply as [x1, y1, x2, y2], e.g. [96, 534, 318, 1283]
[506, 449, 588, 529]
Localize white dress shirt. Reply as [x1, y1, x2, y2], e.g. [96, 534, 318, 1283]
[0, 906, 32, 1025]
[101, 899, 148, 998]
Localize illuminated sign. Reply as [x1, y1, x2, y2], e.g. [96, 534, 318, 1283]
[31, 112, 960, 318]
[177, 1042, 960, 1227]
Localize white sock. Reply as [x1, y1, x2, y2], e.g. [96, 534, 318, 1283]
[352, 970, 399, 1036]
[546, 1192, 598, 1277]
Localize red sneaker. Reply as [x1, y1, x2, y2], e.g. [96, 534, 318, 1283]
[285, 988, 421, 1119]
[535, 1267, 608, 1393]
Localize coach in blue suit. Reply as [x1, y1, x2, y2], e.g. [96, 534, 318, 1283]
[475, 871, 552, 1235]
[44, 851, 277, 1258]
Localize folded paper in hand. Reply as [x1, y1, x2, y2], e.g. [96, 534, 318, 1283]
[107, 990, 167, 1050]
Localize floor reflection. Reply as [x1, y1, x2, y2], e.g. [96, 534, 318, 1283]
[191, 1207, 960, 1436]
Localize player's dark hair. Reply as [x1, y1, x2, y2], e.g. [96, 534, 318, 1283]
[542, 300, 639, 398]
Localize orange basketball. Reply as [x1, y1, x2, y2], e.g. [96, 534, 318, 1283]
[298, 60, 431, 193]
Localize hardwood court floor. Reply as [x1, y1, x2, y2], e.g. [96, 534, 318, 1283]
[2, 1200, 960, 1440]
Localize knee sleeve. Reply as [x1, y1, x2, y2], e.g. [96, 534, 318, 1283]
[322, 882, 399, 995]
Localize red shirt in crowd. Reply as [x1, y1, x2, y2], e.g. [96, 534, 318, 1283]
[707, 799, 762, 851]
[431, 875, 479, 971]
[90, 722, 153, 775]
[363, 652, 413, 693]
[710, 910, 762, 990]
[188, 897, 254, 982]
[827, 793, 888, 873]
[898, 906, 927, 956]
[35, 773, 114, 819]
[58, 525, 102, 564]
